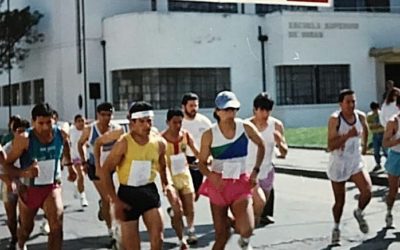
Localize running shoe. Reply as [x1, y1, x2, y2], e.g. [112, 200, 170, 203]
[16, 244, 27, 250]
[386, 213, 394, 228]
[186, 230, 198, 245]
[353, 209, 369, 234]
[238, 237, 253, 250]
[40, 220, 50, 235]
[80, 193, 89, 208]
[331, 228, 341, 245]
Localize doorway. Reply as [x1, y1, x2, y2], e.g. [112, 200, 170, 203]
[385, 64, 400, 87]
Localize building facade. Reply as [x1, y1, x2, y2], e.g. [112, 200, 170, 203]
[1, 0, 400, 129]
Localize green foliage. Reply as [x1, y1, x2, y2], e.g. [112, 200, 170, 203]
[0, 2, 44, 73]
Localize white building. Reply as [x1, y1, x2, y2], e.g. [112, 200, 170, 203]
[1, 0, 400, 129]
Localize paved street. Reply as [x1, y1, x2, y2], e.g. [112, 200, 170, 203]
[1, 165, 400, 249]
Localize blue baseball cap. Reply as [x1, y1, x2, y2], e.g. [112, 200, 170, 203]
[215, 91, 240, 109]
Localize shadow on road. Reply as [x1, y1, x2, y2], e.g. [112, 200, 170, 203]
[350, 227, 400, 250]
[0, 224, 216, 250]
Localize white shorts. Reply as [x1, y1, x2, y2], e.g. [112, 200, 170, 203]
[327, 154, 364, 182]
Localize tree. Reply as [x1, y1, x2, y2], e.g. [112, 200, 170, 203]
[0, 0, 44, 73]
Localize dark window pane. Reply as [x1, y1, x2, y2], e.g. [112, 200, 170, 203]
[22, 81, 32, 105]
[256, 4, 317, 14]
[112, 68, 231, 111]
[3, 85, 10, 106]
[33, 79, 45, 104]
[276, 65, 350, 105]
[11, 84, 20, 105]
[169, 0, 238, 13]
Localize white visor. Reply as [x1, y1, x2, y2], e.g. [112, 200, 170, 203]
[130, 110, 154, 119]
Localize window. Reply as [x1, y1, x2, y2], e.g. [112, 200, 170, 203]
[276, 65, 350, 105]
[169, 1, 238, 13]
[334, 0, 389, 12]
[34, 79, 44, 104]
[11, 84, 20, 105]
[112, 68, 231, 111]
[2, 85, 10, 106]
[22, 81, 32, 105]
[256, 4, 317, 14]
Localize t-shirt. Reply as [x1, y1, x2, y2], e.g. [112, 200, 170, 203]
[181, 113, 211, 157]
[367, 111, 384, 134]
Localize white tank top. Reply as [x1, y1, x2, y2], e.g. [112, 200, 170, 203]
[390, 116, 400, 153]
[246, 117, 276, 179]
[210, 118, 249, 175]
[331, 110, 363, 161]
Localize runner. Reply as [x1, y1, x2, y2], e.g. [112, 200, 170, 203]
[69, 114, 89, 208]
[162, 108, 199, 248]
[382, 112, 400, 228]
[246, 93, 288, 226]
[100, 101, 169, 250]
[181, 93, 212, 202]
[0, 117, 30, 249]
[198, 91, 265, 250]
[5, 103, 76, 250]
[327, 89, 371, 245]
[77, 102, 122, 241]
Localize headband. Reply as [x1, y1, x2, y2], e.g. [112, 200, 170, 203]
[130, 110, 154, 119]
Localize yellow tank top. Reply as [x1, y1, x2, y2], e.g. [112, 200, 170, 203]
[116, 133, 160, 185]
[164, 131, 189, 168]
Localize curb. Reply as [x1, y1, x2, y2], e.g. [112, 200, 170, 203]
[275, 164, 388, 186]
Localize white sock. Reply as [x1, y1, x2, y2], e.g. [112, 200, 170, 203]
[80, 192, 86, 199]
[355, 208, 363, 215]
[387, 206, 392, 214]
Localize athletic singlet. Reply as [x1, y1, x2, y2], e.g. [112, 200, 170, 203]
[247, 117, 277, 179]
[69, 126, 83, 159]
[210, 118, 249, 176]
[87, 122, 119, 166]
[389, 116, 400, 153]
[116, 133, 160, 186]
[19, 126, 64, 186]
[164, 131, 190, 176]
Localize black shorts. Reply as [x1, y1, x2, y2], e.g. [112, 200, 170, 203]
[87, 163, 100, 181]
[187, 156, 203, 193]
[117, 183, 161, 221]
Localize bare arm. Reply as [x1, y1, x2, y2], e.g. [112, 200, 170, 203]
[198, 129, 212, 177]
[274, 121, 288, 158]
[186, 132, 200, 159]
[61, 130, 76, 181]
[78, 126, 90, 162]
[383, 117, 400, 148]
[359, 113, 369, 155]
[100, 137, 127, 202]
[94, 128, 124, 168]
[158, 137, 170, 188]
[244, 123, 265, 173]
[327, 116, 358, 152]
[4, 133, 36, 178]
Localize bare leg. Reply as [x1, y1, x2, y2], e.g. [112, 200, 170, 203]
[17, 199, 38, 249]
[166, 188, 184, 241]
[120, 220, 140, 250]
[42, 186, 64, 250]
[331, 181, 346, 223]
[350, 170, 372, 210]
[143, 207, 164, 250]
[252, 186, 267, 225]
[210, 203, 230, 250]
[230, 197, 254, 238]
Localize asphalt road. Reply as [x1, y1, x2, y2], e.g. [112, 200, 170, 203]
[1, 172, 399, 249]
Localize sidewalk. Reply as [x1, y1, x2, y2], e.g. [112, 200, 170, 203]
[274, 148, 388, 186]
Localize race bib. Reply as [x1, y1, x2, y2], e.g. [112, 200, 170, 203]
[127, 160, 152, 187]
[170, 153, 187, 176]
[35, 159, 56, 185]
[222, 161, 241, 180]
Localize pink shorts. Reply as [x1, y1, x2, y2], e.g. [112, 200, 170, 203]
[199, 173, 252, 206]
[72, 158, 82, 165]
[258, 168, 275, 192]
[21, 184, 60, 210]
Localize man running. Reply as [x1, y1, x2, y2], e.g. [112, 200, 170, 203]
[100, 101, 169, 250]
[77, 102, 122, 240]
[181, 93, 212, 202]
[327, 89, 371, 245]
[162, 108, 199, 248]
[246, 93, 288, 226]
[69, 114, 89, 208]
[5, 103, 76, 250]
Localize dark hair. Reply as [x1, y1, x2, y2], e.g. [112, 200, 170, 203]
[128, 101, 153, 116]
[181, 92, 199, 105]
[253, 92, 274, 111]
[213, 110, 220, 122]
[31, 103, 54, 120]
[166, 108, 184, 121]
[370, 102, 379, 110]
[8, 115, 21, 127]
[12, 118, 30, 132]
[96, 102, 114, 113]
[51, 110, 59, 119]
[338, 89, 354, 103]
[74, 114, 84, 122]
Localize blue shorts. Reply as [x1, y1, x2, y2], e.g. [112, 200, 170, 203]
[385, 149, 400, 177]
